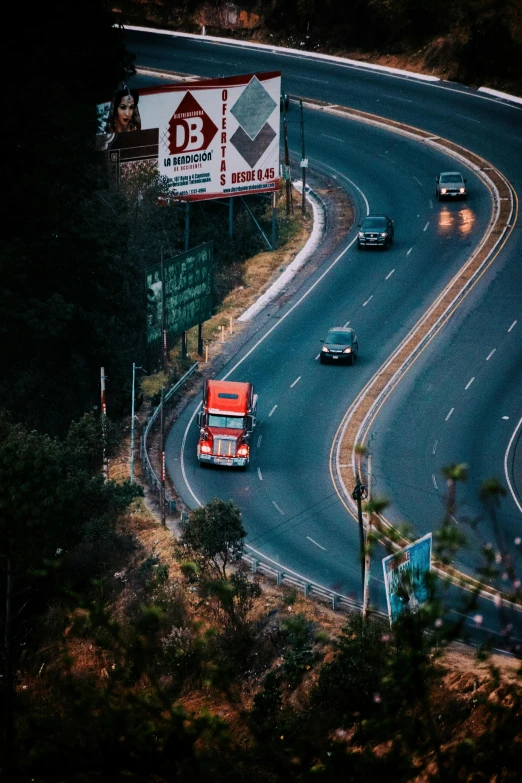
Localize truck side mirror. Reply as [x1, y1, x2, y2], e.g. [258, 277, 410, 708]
[197, 410, 204, 428]
[247, 415, 256, 433]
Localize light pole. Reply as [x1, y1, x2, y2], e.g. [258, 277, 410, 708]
[130, 363, 147, 483]
[352, 479, 368, 599]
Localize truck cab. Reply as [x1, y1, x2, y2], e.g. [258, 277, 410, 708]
[197, 379, 257, 468]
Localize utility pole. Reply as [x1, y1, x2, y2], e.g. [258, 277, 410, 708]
[362, 455, 372, 621]
[100, 366, 108, 481]
[283, 113, 291, 216]
[300, 100, 307, 215]
[130, 363, 146, 483]
[352, 479, 368, 599]
[160, 250, 167, 527]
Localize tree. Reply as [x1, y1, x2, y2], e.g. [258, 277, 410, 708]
[179, 498, 246, 581]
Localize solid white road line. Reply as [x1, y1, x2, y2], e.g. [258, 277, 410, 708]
[290, 376, 301, 388]
[465, 377, 475, 390]
[445, 408, 454, 421]
[456, 113, 481, 123]
[504, 416, 522, 515]
[306, 536, 327, 551]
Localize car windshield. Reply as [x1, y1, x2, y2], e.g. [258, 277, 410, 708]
[440, 174, 462, 183]
[362, 217, 386, 228]
[208, 414, 245, 430]
[326, 331, 351, 345]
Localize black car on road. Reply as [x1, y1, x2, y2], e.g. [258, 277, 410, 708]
[320, 327, 359, 365]
[357, 215, 394, 250]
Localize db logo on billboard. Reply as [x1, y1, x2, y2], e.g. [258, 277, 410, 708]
[168, 93, 218, 154]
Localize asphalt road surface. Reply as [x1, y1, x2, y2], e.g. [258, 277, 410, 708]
[126, 28, 522, 651]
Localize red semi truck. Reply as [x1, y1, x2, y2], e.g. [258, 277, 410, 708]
[197, 379, 257, 468]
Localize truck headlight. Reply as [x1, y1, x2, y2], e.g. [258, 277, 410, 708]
[200, 443, 211, 454]
[237, 444, 249, 457]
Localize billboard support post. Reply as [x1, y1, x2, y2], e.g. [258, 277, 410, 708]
[185, 202, 190, 252]
[283, 114, 291, 216]
[197, 323, 203, 356]
[229, 198, 233, 238]
[272, 191, 277, 250]
[300, 100, 306, 215]
[160, 250, 167, 527]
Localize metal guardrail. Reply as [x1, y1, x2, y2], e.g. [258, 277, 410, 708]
[242, 553, 373, 615]
[140, 362, 199, 511]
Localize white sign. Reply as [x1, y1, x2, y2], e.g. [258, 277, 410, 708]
[97, 72, 281, 202]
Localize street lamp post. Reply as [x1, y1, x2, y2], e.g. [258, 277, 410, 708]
[130, 363, 146, 484]
[352, 479, 368, 599]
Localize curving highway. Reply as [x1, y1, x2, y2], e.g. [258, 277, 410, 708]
[126, 28, 522, 647]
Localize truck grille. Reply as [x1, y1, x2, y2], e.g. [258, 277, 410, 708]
[213, 438, 237, 457]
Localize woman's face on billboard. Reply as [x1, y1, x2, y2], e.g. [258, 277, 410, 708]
[115, 95, 136, 132]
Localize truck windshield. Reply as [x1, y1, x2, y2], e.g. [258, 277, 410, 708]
[208, 414, 245, 430]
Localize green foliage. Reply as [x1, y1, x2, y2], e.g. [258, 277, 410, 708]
[179, 498, 246, 580]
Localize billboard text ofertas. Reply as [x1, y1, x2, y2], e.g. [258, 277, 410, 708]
[97, 72, 281, 201]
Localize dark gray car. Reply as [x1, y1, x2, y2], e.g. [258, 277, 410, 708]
[320, 327, 359, 365]
[357, 215, 394, 249]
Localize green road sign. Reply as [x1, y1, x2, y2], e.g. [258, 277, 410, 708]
[146, 242, 213, 344]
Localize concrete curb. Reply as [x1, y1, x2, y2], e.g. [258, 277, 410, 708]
[237, 183, 325, 322]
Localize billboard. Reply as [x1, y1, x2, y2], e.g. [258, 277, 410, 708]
[146, 242, 213, 344]
[382, 533, 432, 624]
[97, 72, 281, 201]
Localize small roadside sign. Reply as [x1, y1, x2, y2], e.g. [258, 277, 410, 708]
[382, 533, 432, 624]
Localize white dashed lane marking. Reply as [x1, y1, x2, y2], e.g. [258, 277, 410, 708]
[407, 247, 413, 255]
[385, 269, 395, 280]
[432, 475, 438, 490]
[268, 405, 277, 417]
[486, 349, 496, 360]
[445, 408, 454, 421]
[290, 376, 301, 388]
[508, 320, 517, 332]
[423, 222, 430, 231]
[306, 536, 327, 551]
[465, 377, 475, 390]
[257, 468, 263, 481]
[257, 435, 262, 448]
[272, 501, 285, 515]
[363, 295, 373, 307]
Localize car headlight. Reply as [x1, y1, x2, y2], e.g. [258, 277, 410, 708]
[321, 346, 329, 353]
[343, 347, 352, 353]
[380, 232, 387, 237]
[358, 231, 364, 238]
[440, 188, 447, 194]
[459, 188, 465, 193]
